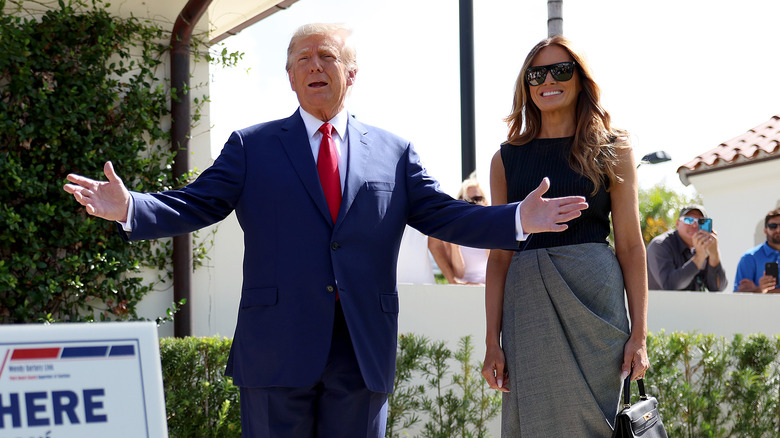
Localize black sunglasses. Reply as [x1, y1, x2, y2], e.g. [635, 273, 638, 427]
[525, 61, 577, 86]
[466, 195, 485, 205]
[768, 223, 780, 230]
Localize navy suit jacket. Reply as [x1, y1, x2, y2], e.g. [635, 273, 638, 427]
[126, 110, 518, 393]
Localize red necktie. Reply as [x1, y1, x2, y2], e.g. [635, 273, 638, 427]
[317, 123, 341, 223]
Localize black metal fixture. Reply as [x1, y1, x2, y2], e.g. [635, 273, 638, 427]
[638, 150, 672, 167]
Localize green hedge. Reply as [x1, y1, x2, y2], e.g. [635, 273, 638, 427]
[160, 332, 780, 438]
[0, 0, 239, 324]
[1, 0, 175, 323]
[649, 331, 780, 437]
[159, 336, 241, 438]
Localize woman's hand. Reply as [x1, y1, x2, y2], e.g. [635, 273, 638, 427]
[482, 344, 510, 392]
[621, 334, 649, 381]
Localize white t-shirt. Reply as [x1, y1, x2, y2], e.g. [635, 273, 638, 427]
[456, 246, 488, 284]
[396, 225, 435, 284]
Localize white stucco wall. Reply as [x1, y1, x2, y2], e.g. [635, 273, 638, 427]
[685, 159, 780, 291]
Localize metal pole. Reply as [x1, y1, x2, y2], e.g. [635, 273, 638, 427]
[547, 0, 563, 37]
[459, 0, 476, 181]
[169, 0, 212, 337]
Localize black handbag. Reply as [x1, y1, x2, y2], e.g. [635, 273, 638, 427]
[611, 377, 668, 438]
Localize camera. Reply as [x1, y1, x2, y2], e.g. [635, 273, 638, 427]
[698, 218, 713, 233]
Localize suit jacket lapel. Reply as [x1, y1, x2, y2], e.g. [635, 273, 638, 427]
[337, 116, 370, 229]
[279, 111, 333, 225]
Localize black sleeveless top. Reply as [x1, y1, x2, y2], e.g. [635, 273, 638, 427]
[501, 137, 611, 250]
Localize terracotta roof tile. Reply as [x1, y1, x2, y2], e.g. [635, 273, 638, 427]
[678, 114, 780, 185]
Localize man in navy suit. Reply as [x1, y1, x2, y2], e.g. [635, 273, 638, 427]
[64, 23, 587, 438]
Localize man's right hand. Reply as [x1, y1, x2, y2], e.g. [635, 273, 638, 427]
[63, 161, 131, 222]
[758, 274, 779, 293]
[690, 230, 716, 269]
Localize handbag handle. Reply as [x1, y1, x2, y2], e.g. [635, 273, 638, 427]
[621, 373, 649, 408]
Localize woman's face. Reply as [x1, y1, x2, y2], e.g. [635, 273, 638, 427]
[527, 45, 581, 115]
[465, 186, 487, 206]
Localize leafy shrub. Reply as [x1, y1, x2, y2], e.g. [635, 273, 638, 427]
[638, 183, 701, 244]
[390, 335, 501, 438]
[648, 331, 780, 438]
[0, 0, 174, 322]
[160, 336, 241, 438]
[387, 333, 428, 436]
[0, 0, 238, 323]
[727, 334, 780, 437]
[158, 333, 780, 437]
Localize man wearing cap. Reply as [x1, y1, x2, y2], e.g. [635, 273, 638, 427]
[734, 208, 780, 293]
[646, 205, 727, 291]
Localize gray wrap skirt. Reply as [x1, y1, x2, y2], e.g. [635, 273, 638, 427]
[501, 243, 630, 437]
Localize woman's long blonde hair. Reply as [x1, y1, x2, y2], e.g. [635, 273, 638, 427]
[505, 35, 628, 193]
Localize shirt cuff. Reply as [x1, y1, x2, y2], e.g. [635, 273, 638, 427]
[117, 195, 134, 232]
[514, 201, 529, 241]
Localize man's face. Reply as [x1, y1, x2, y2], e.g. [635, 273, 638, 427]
[287, 33, 356, 122]
[766, 216, 780, 249]
[677, 209, 704, 247]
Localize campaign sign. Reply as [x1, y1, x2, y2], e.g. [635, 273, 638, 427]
[0, 322, 167, 438]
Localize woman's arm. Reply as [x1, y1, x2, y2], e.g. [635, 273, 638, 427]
[610, 144, 650, 380]
[481, 150, 513, 392]
[428, 237, 459, 284]
[449, 244, 466, 280]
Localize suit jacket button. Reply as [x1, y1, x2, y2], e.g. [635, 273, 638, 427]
[331, 241, 340, 250]
[326, 285, 335, 293]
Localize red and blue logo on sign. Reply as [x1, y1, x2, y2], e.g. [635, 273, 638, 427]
[0, 344, 135, 378]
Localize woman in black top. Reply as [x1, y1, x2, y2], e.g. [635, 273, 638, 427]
[481, 36, 649, 436]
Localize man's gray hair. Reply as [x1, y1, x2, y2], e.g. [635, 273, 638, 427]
[285, 23, 357, 73]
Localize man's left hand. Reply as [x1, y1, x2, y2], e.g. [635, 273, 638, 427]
[519, 177, 588, 234]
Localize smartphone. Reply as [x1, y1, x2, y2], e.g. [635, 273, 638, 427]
[766, 262, 779, 281]
[698, 218, 713, 233]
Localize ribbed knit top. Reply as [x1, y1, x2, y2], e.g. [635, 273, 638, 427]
[501, 137, 611, 250]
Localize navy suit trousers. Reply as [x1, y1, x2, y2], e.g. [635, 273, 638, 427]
[239, 302, 388, 437]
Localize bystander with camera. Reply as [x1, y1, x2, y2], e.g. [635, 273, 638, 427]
[646, 205, 727, 291]
[734, 208, 780, 293]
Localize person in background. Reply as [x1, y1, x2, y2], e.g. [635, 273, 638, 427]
[734, 208, 780, 293]
[646, 205, 727, 291]
[396, 225, 452, 284]
[480, 35, 649, 436]
[425, 174, 490, 285]
[447, 175, 490, 285]
[64, 23, 589, 438]
[427, 235, 459, 284]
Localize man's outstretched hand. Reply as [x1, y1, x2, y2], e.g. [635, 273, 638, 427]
[519, 177, 588, 234]
[63, 161, 131, 222]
